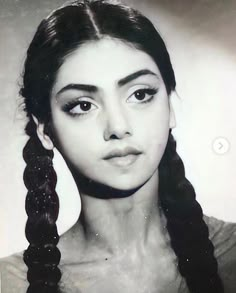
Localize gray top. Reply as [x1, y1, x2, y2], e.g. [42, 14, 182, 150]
[0, 215, 236, 293]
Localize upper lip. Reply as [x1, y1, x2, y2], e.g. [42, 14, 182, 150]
[103, 146, 142, 160]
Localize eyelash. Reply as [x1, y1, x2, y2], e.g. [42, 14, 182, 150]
[62, 87, 159, 117]
[129, 87, 158, 104]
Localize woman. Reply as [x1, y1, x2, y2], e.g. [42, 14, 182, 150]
[0, 0, 236, 292]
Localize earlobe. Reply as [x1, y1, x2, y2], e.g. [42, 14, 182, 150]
[169, 93, 177, 129]
[32, 115, 54, 150]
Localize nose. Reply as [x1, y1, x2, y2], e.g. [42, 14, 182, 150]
[103, 103, 132, 141]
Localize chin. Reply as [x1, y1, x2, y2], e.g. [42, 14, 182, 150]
[100, 173, 150, 192]
[68, 160, 157, 198]
[68, 165, 146, 198]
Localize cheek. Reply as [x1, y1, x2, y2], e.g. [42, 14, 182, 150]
[137, 104, 169, 142]
[146, 130, 168, 163]
[136, 107, 169, 164]
[51, 118, 101, 163]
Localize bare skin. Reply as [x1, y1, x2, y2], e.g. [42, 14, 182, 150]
[57, 172, 183, 293]
[34, 38, 182, 292]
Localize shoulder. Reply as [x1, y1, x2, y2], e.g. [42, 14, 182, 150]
[203, 215, 236, 293]
[203, 215, 236, 262]
[0, 251, 28, 293]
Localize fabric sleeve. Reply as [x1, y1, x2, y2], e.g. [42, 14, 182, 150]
[203, 215, 236, 293]
[0, 252, 28, 293]
[0, 251, 71, 293]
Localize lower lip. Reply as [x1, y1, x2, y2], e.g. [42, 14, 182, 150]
[105, 154, 141, 167]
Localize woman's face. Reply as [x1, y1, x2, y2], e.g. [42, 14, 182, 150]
[46, 37, 175, 191]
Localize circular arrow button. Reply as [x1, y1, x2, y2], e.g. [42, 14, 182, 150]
[212, 137, 230, 155]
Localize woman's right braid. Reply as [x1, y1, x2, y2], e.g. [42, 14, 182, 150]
[159, 130, 224, 293]
[23, 119, 62, 293]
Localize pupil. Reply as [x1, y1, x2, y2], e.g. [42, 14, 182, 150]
[135, 91, 145, 100]
[81, 102, 91, 111]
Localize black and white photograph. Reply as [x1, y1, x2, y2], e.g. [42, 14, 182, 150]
[0, 0, 236, 292]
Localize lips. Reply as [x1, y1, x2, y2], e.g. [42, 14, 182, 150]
[103, 146, 143, 167]
[103, 146, 142, 160]
[105, 154, 141, 167]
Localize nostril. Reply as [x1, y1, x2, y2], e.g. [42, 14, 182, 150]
[103, 110, 132, 141]
[110, 134, 119, 140]
[104, 130, 132, 141]
[109, 131, 131, 140]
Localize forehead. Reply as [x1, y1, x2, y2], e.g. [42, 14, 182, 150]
[52, 37, 161, 94]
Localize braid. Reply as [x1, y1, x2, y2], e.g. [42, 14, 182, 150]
[159, 129, 224, 293]
[18, 1, 225, 292]
[23, 119, 62, 293]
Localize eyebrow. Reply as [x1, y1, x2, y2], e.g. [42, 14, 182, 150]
[56, 69, 159, 96]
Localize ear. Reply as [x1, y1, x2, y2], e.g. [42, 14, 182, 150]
[32, 115, 54, 150]
[169, 92, 176, 129]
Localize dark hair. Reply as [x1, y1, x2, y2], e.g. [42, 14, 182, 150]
[20, 1, 224, 292]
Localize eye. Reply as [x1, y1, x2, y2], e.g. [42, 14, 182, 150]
[62, 99, 97, 116]
[127, 87, 158, 104]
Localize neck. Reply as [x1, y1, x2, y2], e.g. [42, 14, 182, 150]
[70, 169, 168, 257]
